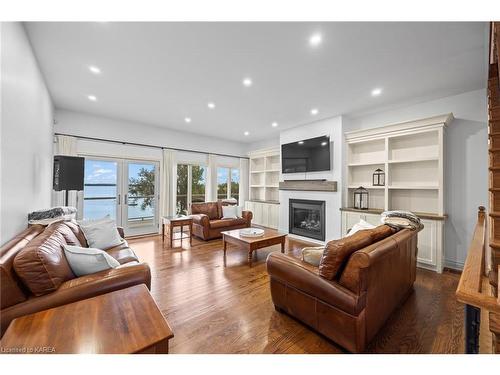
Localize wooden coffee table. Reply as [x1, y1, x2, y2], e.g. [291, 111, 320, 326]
[221, 227, 287, 263]
[0, 285, 174, 354]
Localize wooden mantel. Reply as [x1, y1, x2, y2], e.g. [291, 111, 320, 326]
[279, 180, 337, 192]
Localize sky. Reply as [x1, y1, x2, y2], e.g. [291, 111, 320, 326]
[84, 160, 154, 184]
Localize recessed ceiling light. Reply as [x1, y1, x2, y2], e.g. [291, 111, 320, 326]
[88, 65, 101, 74]
[184, 117, 192, 123]
[87, 95, 97, 102]
[298, 141, 304, 145]
[272, 122, 278, 128]
[309, 33, 323, 47]
[321, 141, 328, 146]
[371, 88, 383, 97]
[242, 78, 253, 87]
[310, 108, 319, 115]
[244, 131, 249, 136]
[207, 102, 216, 109]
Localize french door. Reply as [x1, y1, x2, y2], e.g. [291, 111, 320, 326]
[83, 157, 160, 236]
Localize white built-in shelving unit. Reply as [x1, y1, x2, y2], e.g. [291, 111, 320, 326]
[342, 113, 453, 273]
[245, 148, 280, 229]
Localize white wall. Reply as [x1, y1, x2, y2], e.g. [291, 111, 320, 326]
[0, 22, 54, 245]
[278, 116, 344, 242]
[246, 138, 279, 154]
[54, 109, 248, 158]
[344, 88, 488, 269]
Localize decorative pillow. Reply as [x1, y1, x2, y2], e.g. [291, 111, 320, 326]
[319, 225, 395, 280]
[301, 246, 325, 267]
[347, 219, 376, 236]
[13, 226, 76, 296]
[222, 205, 238, 219]
[78, 216, 124, 250]
[63, 245, 120, 277]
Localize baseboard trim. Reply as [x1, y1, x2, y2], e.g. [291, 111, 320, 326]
[285, 233, 325, 246]
[444, 259, 464, 271]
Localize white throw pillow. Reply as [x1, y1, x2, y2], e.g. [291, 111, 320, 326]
[78, 216, 124, 250]
[222, 205, 238, 219]
[63, 244, 120, 277]
[301, 246, 325, 266]
[347, 219, 376, 236]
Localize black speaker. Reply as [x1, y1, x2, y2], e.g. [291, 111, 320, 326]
[53, 156, 85, 192]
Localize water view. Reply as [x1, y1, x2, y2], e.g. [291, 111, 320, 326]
[83, 160, 155, 221]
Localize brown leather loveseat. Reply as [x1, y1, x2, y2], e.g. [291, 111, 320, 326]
[0, 221, 151, 337]
[266, 225, 420, 353]
[190, 201, 252, 240]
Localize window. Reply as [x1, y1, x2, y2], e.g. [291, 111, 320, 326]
[217, 167, 240, 204]
[83, 159, 118, 220]
[217, 167, 229, 200]
[176, 164, 206, 215]
[176, 164, 188, 215]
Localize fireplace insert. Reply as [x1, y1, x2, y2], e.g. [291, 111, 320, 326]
[289, 199, 325, 241]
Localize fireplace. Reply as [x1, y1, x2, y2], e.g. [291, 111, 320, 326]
[289, 199, 326, 241]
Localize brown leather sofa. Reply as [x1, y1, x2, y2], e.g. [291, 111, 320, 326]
[190, 201, 252, 240]
[0, 221, 151, 337]
[266, 227, 419, 353]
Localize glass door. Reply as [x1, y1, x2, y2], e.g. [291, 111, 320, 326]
[123, 160, 159, 236]
[176, 164, 207, 215]
[83, 159, 120, 221]
[83, 157, 159, 237]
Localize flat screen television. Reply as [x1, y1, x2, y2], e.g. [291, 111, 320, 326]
[281, 135, 331, 173]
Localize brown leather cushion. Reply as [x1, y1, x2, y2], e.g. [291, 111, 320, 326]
[63, 220, 88, 247]
[55, 222, 83, 247]
[209, 218, 247, 229]
[319, 225, 395, 280]
[0, 225, 45, 309]
[191, 202, 220, 220]
[13, 224, 76, 297]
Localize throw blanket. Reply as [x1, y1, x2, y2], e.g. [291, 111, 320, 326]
[381, 210, 423, 231]
[28, 206, 77, 225]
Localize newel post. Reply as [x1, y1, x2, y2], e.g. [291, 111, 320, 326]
[478, 206, 486, 220]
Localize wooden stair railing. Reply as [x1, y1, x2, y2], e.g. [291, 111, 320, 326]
[488, 21, 500, 354]
[456, 207, 500, 353]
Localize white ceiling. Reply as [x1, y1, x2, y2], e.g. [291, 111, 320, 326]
[24, 22, 487, 143]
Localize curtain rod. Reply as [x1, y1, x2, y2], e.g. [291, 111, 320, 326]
[54, 132, 250, 160]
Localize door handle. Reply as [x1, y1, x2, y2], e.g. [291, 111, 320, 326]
[118, 194, 121, 205]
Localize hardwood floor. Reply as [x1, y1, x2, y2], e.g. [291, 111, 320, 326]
[128, 233, 465, 354]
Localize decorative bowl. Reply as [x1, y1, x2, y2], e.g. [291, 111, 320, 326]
[239, 228, 265, 237]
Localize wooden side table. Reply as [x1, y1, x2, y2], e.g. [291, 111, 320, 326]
[0, 285, 174, 354]
[162, 216, 193, 247]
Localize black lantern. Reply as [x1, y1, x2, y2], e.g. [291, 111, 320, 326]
[353, 186, 369, 210]
[372, 168, 385, 186]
